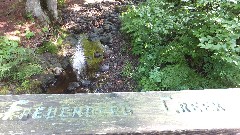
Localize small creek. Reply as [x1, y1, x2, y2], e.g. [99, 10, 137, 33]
[41, 0, 137, 94]
[46, 34, 105, 94]
[47, 65, 78, 94]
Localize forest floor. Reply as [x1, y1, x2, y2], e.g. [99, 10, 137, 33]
[0, 0, 140, 94]
[0, 0, 45, 47]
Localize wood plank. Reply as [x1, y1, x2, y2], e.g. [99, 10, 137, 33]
[0, 89, 240, 134]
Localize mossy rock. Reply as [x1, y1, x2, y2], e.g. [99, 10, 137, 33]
[81, 38, 104, 76]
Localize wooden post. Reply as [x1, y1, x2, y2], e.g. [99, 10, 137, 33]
[0, 89, 240, 134]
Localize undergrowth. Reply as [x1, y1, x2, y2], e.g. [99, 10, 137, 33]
[121, 0, 240, 91]
[37, 41, 58, 54]
[0, 37, 42, 93]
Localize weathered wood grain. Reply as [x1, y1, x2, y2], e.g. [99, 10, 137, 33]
[0, 88, 240, 134]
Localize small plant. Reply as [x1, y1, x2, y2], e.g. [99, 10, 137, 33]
[26, 12, 35, 22]
[37, 41, 58, 54]
[56, 31, 68, 45]
[25, 30, 35, 39]
[16, 80, 31, 94]
[42, 26, 49, 33]
[0, 86, 10, 95]
[16, 80, 42, 94]
[57, 36, 64, 45]
[122, 61, 134, 78]
[57, 0, 65, 7]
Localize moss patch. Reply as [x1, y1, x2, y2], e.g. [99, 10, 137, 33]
[82, 38, 104, 77]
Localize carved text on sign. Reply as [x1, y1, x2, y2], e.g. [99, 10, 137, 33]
[176, 102, 226, 113]
[0, 101, 133, 120]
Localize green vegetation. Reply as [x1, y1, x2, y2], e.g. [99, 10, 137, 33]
[25, 12, 35, 22]
[56, 30, 68, 45]
[121, 0, 240, 91]
[25, 30, 35, 39]
[16, 80, 42, 94]
[57, 0, 66, 7]
[0, 37, 42, 94]
[42, 26, 49, 33]
[0, 86, 9, 95]
[37, 41, 58, 54]
[122, 61, 134, 78]
[37, 27, 69, 55]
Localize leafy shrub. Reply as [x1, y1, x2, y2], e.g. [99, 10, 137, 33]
[0, 37, 42, 82]
[121, 0, 240, 91]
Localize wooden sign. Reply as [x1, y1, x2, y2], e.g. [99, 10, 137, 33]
[0, 89, 240, 134]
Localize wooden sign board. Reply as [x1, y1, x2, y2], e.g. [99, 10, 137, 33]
[0, 89, 240, 134]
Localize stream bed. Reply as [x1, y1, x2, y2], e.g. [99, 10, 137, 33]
[41, 0, 139, 94]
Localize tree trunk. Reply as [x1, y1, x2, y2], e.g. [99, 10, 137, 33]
[25, 0, 58, 24]
[46, 0, 58, 20]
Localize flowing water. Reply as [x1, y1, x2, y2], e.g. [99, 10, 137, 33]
[46, 35, 104, 94]
[47, 65, 78, 94]
[71, 36, 86, 81]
